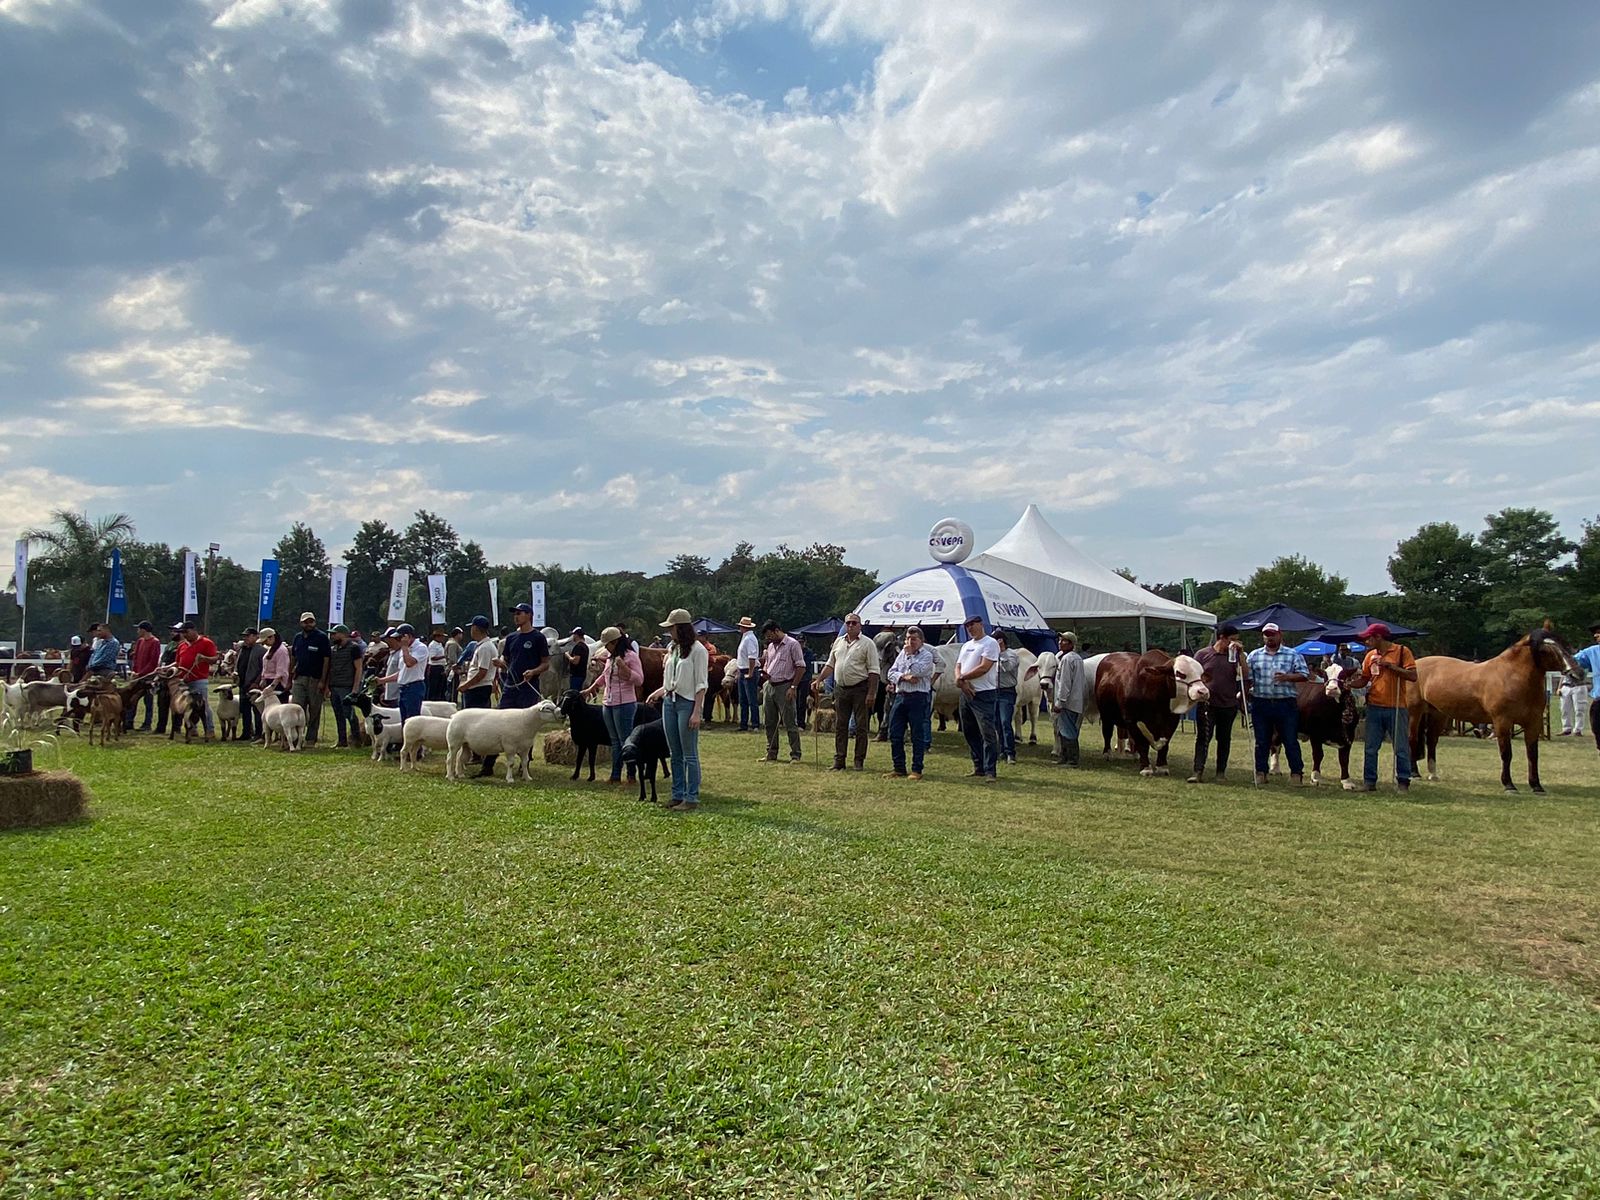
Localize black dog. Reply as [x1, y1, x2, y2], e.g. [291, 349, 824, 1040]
[620, 720, 670, 804]
[557, 691, 609, 781]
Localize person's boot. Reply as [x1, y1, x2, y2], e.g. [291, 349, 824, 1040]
[1064, 739, 1079, 767]
[1186, 766, 1203, 784]
[1290, 772, 1304, 787]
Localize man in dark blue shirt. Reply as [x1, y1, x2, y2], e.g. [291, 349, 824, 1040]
[290, 612, 333, 746]
[498, 602, 549, 708]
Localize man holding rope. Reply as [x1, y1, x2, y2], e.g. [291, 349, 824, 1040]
[476, 602, 548, 779]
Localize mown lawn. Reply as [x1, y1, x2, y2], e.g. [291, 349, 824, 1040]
[3, 716, 1600, 1198]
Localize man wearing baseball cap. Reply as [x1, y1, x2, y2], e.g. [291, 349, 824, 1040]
[290, 612, 332, 746]
[476, 602, 548, 779]
[458, 616, 498, 710]
[326, 624, 363, 748]
[1573, 622, 1600, 754]
[1245, 621, 1310, 785]
[1355, 622, 1416, 791]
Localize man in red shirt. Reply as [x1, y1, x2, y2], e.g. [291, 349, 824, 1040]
[174, 620, 219, 740]
[126, 620, 163, 731]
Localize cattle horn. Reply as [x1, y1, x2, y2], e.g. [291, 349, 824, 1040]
[1135, 720, 1168, 751]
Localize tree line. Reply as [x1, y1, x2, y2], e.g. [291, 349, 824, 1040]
[3, 506, 1595, 659]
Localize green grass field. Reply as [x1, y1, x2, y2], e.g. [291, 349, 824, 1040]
[4, 714, 1600, 1197]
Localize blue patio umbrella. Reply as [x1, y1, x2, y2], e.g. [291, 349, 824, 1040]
[1293, 640, 1338, 657]
[1223, 602, 1337, 634]
[793, 617, 845, 637]
[1318, 614, 1426, 641]
[690, 616, 737, 635]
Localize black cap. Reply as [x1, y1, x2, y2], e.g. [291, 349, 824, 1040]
[396, 623, 416, 636]
[512, 602, 533, 614]
[470, 615, 490, 630]
[450, 626, 464, 636]
[181, 620, 197, 630]
[242, 627, 257, 636]
[1218, 623, 1239, 636]
[137, 620, 153, 631]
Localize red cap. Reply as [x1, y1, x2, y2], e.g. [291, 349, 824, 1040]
[1358, 622, 1391, 640]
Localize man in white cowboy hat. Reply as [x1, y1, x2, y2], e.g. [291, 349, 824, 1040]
[735, 616, 761, 732]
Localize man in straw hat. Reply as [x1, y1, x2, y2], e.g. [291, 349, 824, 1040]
[735, 616, 761, 733]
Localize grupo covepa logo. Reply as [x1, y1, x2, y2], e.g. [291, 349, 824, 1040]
[927, 517, 974, 564]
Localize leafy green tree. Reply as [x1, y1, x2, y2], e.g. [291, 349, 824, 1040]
[343, 519, 402, 629]
[271, 523, 330, 625]
[1214, 555, 1349, 621]
[1387, 522, 1486, 655]
[399, 510, 461, 576]
[665, 554, 712, 583]
[20, 510, 136, 631]
[1478, 508, 1573, 641]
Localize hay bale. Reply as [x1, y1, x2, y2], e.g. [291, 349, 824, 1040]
[0, 770, 90, 830]
[543, 730, 611, 767]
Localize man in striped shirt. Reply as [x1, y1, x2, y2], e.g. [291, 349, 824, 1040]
[1245, 621, 1310, 786]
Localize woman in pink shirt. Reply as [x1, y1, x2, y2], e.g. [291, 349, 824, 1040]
[583, 625, 644, 784]
[256, 627, 291, 704]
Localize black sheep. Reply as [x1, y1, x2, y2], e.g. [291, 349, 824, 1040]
[620, 720, 670, 804]
[558, 690, 609, 781]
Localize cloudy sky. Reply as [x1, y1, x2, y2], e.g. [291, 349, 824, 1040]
[3, 0, 1598, 591]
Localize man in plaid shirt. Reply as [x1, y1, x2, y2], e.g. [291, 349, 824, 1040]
[1245, 621, 1310, 785]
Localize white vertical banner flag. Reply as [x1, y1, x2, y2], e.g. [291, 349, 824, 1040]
[531, 581, 546, 627]
[13, 539, 27, 608]
[183, 551, 199, 616]
[328, 566, 347, 625]
[427, 574, 447, 626]
[488, 579, 499, 627]
[387, 569, 410, 621]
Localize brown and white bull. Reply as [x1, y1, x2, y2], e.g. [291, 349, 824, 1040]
[1268, 662, 1360, 787]
[1085, 651, 1209, 776]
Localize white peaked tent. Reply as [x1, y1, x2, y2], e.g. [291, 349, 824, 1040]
[968, 506, 1215, 645]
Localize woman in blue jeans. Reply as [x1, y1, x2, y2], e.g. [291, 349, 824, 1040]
[647, 609, 708, 811]
[583, 626, 643, 783]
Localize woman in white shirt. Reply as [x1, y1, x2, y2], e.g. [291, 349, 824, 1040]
[647, 608, 708, 811]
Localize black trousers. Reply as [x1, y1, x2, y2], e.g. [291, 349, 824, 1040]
[1192, 702, 1239, 775]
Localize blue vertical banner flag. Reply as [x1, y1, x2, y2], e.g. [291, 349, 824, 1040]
[259, 558, 280, 623]
[108, 547, 127, 615]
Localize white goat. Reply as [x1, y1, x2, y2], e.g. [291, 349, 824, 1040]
[400, 715, 452, 771]
[445, 699, 563, 782]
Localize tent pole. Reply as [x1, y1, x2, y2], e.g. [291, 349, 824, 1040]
[1139, 615, 1147, 654]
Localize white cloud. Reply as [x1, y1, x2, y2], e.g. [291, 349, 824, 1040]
[3, 0, 1598, 592]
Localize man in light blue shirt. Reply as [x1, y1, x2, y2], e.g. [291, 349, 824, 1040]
[86, 623, 121, 678]
[1245, 622, 1310, 785]
[1575, 621, 1600, 753]
[885, 626, 936, 779]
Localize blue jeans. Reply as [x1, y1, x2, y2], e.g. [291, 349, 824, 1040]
[738, 670, 760, 730]
[887, 691, 931, 774]
[187, 680, 215, 736]
[996, 687, 1018, 758]
[398, 681, 425, 723]
[662, 694, 701, 804]
[602, 702, 637, 781]
[1055, 708, 1082, 742]
[1251, 697, 1302, 775]
[959, 690, 1001, 776]
[1364, 705, 1412, 786]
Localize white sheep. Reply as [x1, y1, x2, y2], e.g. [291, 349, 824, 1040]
[251, 689, 307, 752]
[213, 685, 241, 741]
[445, 699, 563, 782]
[400, 715, 452, 771]
[422, 700, 457, 718]
[367, 709, 404, 761]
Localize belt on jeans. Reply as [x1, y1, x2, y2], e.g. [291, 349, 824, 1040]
[766, 678, 794, 686]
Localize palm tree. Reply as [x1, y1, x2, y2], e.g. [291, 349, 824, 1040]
[21, 510, 137, 631]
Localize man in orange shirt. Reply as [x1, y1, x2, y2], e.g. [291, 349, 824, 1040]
[1356, 622, 1416, 792]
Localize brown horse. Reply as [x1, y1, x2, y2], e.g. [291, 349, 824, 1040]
[1408, 628, 1582, 793]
